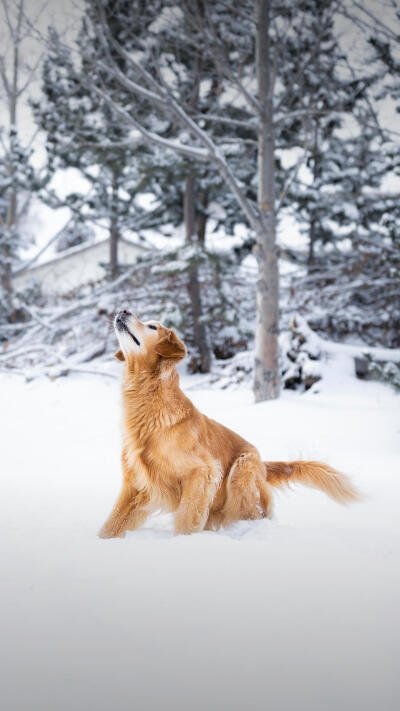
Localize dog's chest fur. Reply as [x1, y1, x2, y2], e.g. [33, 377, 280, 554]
[120, 376, 218, 511]
[121, 408, 192, 511]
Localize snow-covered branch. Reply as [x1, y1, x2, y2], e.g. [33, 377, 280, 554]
[90, 84, 212, 163]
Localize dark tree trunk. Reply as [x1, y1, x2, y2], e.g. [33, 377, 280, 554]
[181, 28, 211, 373]
[196, 190, 208, 244]
[109, 166, 119, 279]
[184, 174, 211, 373]
[308, 219, 316, 267]
[308, 128, 320, 270]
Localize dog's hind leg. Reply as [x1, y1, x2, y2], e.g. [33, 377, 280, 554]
[222, 451, 273, 526]
[175, 464, 222, 535]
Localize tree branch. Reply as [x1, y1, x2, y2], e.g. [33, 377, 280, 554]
[90, 83, 212, 162]
[192, 112, 257, 130]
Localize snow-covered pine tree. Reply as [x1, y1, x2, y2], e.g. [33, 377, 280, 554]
[284, 2, 400, 347]
[288, 110, 400, 346]
[0, 0, 45, 323]
[0, 131, 36, 323]
[33, 6, 165, 278]
[86, 0, 258, 373]
[366, 8, 400, 346]
[277, 1, 358, 258]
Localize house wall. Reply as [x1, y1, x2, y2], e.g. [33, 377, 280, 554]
[14, 240, 145, 296]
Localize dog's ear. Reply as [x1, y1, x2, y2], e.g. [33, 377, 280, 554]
[114, 349, 125, 362]
[155, 329, 186, 361]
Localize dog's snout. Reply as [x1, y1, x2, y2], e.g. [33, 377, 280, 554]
[116, 309, 132, 323]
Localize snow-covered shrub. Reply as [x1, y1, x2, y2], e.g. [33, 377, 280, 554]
[358, 353, 400, 391]
[203, 315, 323, 392]
[280, 316, 322, 392]
[288, 240, 400, 349]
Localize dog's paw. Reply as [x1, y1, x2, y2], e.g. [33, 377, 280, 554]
[98, 525, 125, 539]
[98, 525, 112, 539]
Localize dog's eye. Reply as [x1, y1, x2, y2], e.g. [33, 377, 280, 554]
[148, 324, 157, 330]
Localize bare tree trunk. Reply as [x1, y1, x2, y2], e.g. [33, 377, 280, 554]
[253, 0, 280, 402]
[184, 174, 211, 373]
[109, 166, 119, 279]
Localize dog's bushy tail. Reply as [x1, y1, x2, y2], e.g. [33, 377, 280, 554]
[264, 460, 362, 504]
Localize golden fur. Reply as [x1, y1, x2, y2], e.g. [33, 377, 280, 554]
[99, 312, 361, 538]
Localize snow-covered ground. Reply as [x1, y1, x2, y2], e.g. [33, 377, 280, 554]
[1, 348, 399, 711]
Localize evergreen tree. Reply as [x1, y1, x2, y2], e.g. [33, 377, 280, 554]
[87, 0, 257, 371]
[34, 0, 256, 372]
[283, 2, 400, 346]
[0, 130, 36, 322]
[33, 12, 163, 278]
[0, 0, 45, 322]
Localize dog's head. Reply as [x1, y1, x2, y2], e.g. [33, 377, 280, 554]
[114, 310, 186, 371]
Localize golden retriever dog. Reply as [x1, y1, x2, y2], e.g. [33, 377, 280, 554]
[99, 310, 360, 538]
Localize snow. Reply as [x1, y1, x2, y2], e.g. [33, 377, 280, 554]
[1, 348, 399, 711]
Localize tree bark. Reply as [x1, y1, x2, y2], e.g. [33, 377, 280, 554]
[253, 0, 280, 402]
[109, 165, 119, 279]
[196, 190, 208, 244]
[184, 174, 211, 373]
[182, 28, 211, 373]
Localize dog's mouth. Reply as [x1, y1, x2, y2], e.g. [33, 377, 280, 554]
[115, 316, 140, 346]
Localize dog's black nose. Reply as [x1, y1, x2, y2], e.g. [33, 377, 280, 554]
[117, 310, 131, 322]
[115, 310, 131, 329]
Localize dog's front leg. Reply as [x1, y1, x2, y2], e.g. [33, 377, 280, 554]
[175, 466, 221, 535]
[99, 485, 149, 538]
